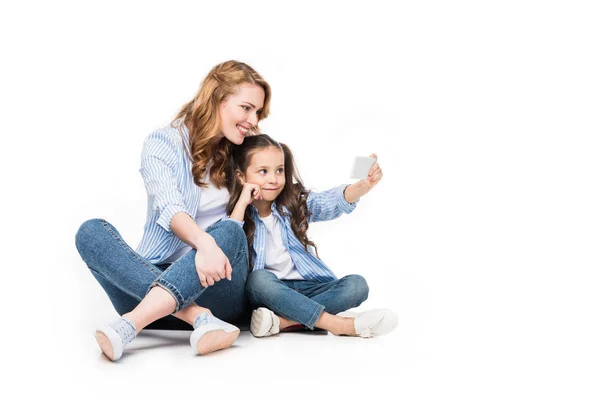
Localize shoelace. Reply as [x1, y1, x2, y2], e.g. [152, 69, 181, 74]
[195, 313, 209, 328]
[110, 318, 136, 344]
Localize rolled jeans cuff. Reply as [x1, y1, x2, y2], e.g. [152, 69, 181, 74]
[148, 279, 184, 312]
[306, 304, 326, 330]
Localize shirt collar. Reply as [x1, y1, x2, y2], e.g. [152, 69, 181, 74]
[250, 202, 286, 219]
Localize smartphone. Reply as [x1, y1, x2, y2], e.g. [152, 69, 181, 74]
[350, 156, 376, 179]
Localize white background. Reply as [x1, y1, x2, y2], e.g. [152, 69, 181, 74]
[1, 0, 599, 398]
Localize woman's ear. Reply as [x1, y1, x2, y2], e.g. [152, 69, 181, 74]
[236, 170, 245, 184]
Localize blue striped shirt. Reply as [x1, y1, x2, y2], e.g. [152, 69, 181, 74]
[233, 185, 358, 282]
[136, 121, 227, 264]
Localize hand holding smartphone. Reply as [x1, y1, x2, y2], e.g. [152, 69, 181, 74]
[350, 156, 377, 179]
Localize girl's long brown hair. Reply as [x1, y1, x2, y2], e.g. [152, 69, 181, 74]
[226, 135, 319, 269]
[172, 60, 271, 188]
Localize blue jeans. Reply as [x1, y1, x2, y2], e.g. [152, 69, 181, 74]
[246, 269, 369, 329]
[75, 218, 250, 328]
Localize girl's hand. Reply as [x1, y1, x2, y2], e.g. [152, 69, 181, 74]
[238, 182, 262, 207]
[343, 154, 383, 203]
[194, 236, 232, 288]
[364, 153, 383, 188]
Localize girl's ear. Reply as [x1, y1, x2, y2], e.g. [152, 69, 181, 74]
[236, 170, 245, 184]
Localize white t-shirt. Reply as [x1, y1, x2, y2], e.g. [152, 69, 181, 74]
[162, 170, 229, 264]
[258, 213, 303, 280]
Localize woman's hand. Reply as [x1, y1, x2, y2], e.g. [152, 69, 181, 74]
[193, 235, 233, 288]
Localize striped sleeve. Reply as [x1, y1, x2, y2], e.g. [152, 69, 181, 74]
[305, 184, 358, 223]
[140, 130, 190, 232]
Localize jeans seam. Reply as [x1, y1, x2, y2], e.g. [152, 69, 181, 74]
[99, 219, 163, 275]
[231, 245, 248, 270]
[88, 267, 145, 303]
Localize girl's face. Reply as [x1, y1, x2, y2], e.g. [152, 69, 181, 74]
[218, 83, 265, 145]
[239, 146, 286, 202]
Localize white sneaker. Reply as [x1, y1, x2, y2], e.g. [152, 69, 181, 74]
[337, 308, 398, 338]
[250, 307, 281, 337]
[94, 317, 136, 361]
[94, 326, 124, 361]
[190, 313, 240, 355]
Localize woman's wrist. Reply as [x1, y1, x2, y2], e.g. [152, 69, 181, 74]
[192, 231, 216, 251]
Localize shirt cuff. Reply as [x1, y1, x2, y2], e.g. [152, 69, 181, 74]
[336, 184, 358, 214]
[157, 204, 191, 232]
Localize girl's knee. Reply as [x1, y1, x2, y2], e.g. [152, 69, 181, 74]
[344, 274, 369, 303]
[246, 270, 278, 295]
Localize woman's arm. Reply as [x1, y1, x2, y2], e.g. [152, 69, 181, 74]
[140, 129, 230, 286]
[170, 212, 217, 250]
[140, 129, 192, 233]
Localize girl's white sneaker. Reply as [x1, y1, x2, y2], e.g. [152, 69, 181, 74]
[337, 308, 398, 338]
[250, 307, 281, 337]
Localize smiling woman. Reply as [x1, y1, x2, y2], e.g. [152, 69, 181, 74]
[217, 83, 266, 144]
[75, 60, 271, 361]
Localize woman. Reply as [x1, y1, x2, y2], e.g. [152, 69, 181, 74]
[75, 60, 271, 361]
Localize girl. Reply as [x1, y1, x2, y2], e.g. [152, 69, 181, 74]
[76, 60, 271, 360]
[226, 134, 398, 338]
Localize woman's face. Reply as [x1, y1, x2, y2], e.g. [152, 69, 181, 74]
[239, 146, 286, 202]
[218, 83, 265, 145]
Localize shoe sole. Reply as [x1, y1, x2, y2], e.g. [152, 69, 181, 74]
[95, 331, 116, 361]
[196, 329, 240, 355]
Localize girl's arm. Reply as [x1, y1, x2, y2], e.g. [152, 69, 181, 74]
[229, 182, 262, 223]
[307, 154, 383, 222]
[305, 184, 357, 223]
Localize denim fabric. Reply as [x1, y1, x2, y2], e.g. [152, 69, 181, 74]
[246, 269, 369, 329]
[75, 218, 249, 324]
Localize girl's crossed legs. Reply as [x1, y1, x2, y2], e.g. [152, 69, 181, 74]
[246, 269, 369, 336]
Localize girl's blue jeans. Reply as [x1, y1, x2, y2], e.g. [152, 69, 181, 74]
[246, 269, 369, 329]
[75, 218, 250, 328]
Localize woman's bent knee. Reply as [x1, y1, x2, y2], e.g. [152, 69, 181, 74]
[75, 218, 105, 259]
[209, 220, 246, 249]
[209, 220, 248, 267]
